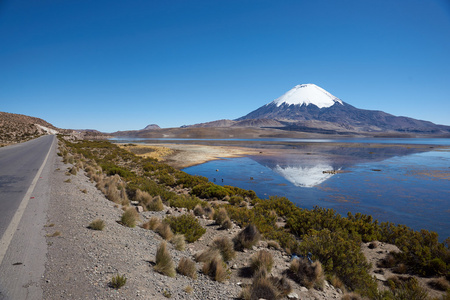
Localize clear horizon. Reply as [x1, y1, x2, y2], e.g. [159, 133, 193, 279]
[1, 0, 450, 132]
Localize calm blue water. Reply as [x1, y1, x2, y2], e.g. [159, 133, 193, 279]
[113, 137, 450, 146]
[183, 149, 450, 240]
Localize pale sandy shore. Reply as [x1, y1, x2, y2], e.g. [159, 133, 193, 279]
[118, 141, 448, 169]
[121, 143, 268, 169]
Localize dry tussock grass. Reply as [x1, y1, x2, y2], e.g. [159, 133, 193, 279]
[142, 216, 161, 230]
[177, 257, 197, 279]
[154, 241, 176, 277]
[289, 258, 324, 289]
[156, 222, 173, 241]
[233, 224, 261, 251]
[202, 255, 227, 282]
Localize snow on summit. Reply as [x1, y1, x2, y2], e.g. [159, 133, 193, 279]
[272, 84, 343, 108]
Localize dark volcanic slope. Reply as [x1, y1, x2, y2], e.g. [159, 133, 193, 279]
[237, 101, 450, 133]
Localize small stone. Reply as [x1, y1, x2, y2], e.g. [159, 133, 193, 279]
[136, 206, 144, 213]
[231, 264, 238, 269]
[300, 286, 308, 292]
[287, 292, 299, 299]
[131, 201, 139, 205]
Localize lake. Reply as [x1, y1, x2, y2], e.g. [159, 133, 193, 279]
[180, 139, 450, 241]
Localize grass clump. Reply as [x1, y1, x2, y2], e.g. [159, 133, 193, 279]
[221, 217, 233, 230]
[164, 214, 206, 243]
[195, 248, 221, 263]
[142, 216, 161, 230]
[240, 276, 279, 300]
[213, 207, 228, 225]
[288, 257, 324, 289]
[135, 189, 152, 207]
[386, 276, 429, 299]
[147, 195, 164, 211]
[154, 241, 176, 277]
[46, 231, 61, 237]
[110, 274, 127, 289]
[177, 257, 197, 279]
[210, 236, 236, 262]
[121, 208, 139, 228]
[202, 255, 228, 282]
[171, 234, 186, 251]
[193, 204, 204, 216]
[184, 286, 193, 293]
[250, 250, 274, 274]
[88, 219, 105, 231]
[156, 222, 174, 241]
[427, 277, 450, 291]
[233, 224, 261, 251]
[341, 292, 363, 300]
[267, 240, 281, 250]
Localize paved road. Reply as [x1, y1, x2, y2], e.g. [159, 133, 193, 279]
[0, 135, 54, 235]
[0, 135, 56, 299]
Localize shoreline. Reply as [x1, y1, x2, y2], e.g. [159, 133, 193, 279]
[117, 141, 448, 169]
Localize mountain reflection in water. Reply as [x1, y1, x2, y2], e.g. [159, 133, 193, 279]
[183, 143, 450, 240]
[273, 164, 335, 187]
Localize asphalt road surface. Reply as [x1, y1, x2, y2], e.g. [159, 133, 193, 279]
[0, 135, 56, 299]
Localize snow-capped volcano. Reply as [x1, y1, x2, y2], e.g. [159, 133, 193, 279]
[235, 83, 450, 134]
[272, 84, 343, 108]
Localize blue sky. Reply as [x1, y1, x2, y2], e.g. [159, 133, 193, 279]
[1, 0, 450, 132]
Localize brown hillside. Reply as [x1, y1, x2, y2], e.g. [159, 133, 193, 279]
[0, 111, 58, 145]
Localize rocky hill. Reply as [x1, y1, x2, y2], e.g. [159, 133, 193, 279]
[0, 111, 59, 145]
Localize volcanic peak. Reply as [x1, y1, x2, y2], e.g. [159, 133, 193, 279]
[271, 84, 343, 109]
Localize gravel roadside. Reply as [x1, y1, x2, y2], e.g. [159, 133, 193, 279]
[42, 147, 344, 300]
[42, 149, 243, 300]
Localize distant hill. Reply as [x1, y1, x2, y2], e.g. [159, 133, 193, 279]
[0, 111, 59, 145]
[143, 124, 161, 130]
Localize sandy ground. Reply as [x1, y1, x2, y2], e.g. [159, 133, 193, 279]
[119, 143, 269, 169]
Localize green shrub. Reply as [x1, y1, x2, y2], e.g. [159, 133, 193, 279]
[164, 214, 206, 243]
[110, 274, 127, 289]
[298, 229, 377, 294]
[387, 277, 429, 300]
[154, 241, 176, 277]
[191, 183, 230, 199]
[121, 208, 139, 227]
[168, 195, 203, 210]
[88, 219, 105, 231]
[177, 257, 197, 279]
